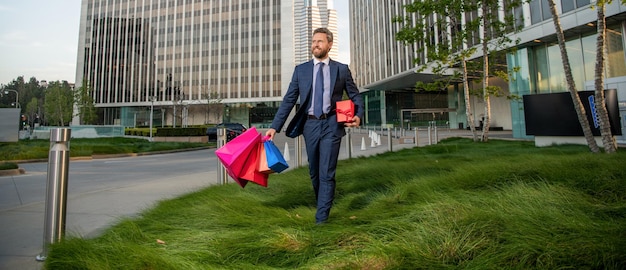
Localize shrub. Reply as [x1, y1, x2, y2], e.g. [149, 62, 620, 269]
[155, 127, 205, 137]
[0, 162, 18, 170]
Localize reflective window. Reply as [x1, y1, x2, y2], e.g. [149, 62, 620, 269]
[581, 34, 596, 82]
[561, 0, 590, 13]
[565, 38, 585, 91]
[561, 0, 575, 12]
[533, 24, 626, 94]
[529, 0, 551, 25]
[547, 44, 566, 92]
[535, 46, 550, 93]
[607, 24, 626, 78]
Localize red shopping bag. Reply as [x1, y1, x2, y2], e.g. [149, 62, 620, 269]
[238, 141, 269, 187]
[336, 100, 354, 123]
[215, 127, 261, 188]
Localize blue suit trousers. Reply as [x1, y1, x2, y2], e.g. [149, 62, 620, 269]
[302, 116, 342, 223]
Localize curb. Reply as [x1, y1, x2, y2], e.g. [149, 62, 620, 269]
[0, 146, 214, 176]
[0, 168, 26, 177]
[91, 146, 213, 159]
[4, 146, 214, 164]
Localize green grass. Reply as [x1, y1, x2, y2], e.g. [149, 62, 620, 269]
[44, 138, 626, 269]
[0, 137, 212, 161]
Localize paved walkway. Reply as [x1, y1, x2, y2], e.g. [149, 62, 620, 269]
[0, 128, 509, 270]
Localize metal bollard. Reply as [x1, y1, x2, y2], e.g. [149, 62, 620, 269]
[217, 127, 228, 185]
[37, 128, 71, 261]
[294, 136, 303, 167]
[434, 126, 438, 144]
[414, 128, 419, 147]
[387, 128, 393, 152]
[346, 128, 353, 159]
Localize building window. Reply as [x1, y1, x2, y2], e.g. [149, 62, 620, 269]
[529, 0, 551, 25]
[532, 24, 626, 94]
[561, 0, 590, 13]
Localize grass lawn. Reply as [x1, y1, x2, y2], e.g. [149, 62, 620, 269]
[44, 138, 626, 269]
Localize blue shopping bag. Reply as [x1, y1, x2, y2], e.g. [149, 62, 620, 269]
[264, 140, 289, 173]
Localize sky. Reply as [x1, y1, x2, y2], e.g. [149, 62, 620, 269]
[0, 0, 350, 85]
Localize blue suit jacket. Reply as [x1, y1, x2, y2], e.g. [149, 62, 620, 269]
[271, 59, 364, 138]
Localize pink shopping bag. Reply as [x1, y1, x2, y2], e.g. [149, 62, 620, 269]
[215, 127, 261, 188]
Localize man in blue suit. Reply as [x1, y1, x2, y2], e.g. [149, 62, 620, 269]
[266, 28, 364, 224]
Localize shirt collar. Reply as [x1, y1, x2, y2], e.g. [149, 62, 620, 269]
[314, 58, 330, 66]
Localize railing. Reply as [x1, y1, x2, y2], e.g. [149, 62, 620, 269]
[31, 125, 125, 139]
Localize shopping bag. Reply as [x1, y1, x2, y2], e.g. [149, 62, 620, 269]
[336, 100, 354, 123]
[264, 140, 289, 173]
[237, 141, 269, 187]
[257, 138, 274, 174]
[215, 127, 261, 188]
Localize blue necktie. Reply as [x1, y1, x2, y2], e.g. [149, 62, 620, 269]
[314, 62, 325, 118]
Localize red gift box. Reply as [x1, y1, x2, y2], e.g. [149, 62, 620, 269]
[336, 100, 354, 123]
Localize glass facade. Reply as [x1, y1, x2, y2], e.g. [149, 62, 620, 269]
[349, 0, 418, 89]
[508, 23, 626, 139]
[529, 28, 626, 94]
[350, 0, 626, 141]
[607, 24, 626, 78]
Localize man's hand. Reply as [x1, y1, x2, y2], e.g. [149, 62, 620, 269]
[265, 128, 277, 140]
[344, 116, 360, 128]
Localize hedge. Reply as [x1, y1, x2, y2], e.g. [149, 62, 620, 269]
[125, 127, 206, 137]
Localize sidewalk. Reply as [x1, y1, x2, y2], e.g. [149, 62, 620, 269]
[0, 128, 509, 270]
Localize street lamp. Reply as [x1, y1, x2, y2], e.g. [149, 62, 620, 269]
[4, 89, 19, 108]
[149, 96, 157, 141]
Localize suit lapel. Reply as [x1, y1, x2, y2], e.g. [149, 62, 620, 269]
[303, 60, 315, 105]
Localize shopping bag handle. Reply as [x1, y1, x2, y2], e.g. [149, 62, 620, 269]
[262, 135, 271, 142]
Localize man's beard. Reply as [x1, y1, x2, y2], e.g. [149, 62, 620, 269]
[312, 47, 329, 59]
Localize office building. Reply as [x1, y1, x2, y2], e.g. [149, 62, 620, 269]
[75, 0, 338, 128]
[349, 0, 626, 143]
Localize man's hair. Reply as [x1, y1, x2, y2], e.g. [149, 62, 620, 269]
[313, 28, 333, 43]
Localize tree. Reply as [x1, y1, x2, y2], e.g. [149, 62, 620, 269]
[395, 0, 480, 141]
[25, 97, 39, 127]
[200, 87, 223, 124]
[44, 81, 74, 126]
[394, 0, 521, 142]
[592, 0, 617, 153]
[75, 80, 98, 125]
[2, 76, 46, 118]
[546, 0, 600, 153]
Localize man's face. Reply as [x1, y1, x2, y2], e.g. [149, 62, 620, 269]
[311, 33, 332, 59]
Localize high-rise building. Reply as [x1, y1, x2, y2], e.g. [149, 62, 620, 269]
[293, 0, 337, 63]
[349, 0, 626, 143]
[75, 0, 338, 128]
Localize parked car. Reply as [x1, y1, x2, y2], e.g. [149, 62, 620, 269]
[207, 123, 247, 142]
